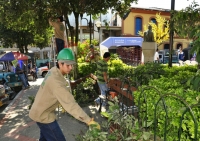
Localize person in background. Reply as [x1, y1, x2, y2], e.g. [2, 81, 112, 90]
[28, 60, 32, 73]
[15, 63, 29, 89]
[191, 52, 196, 61]
[30, 64, 37, 81]
[29, 48, 100, 141]
[8, 62, 15, 72]
[176, 46, 182, 55]
[49, 16, 65, 54]
[154, 48, 159, 63]
[178, 47, 185, 66]
[85, 44, 100, 63]
[22, 61, 30, 87]
[94, 52, 111, 112]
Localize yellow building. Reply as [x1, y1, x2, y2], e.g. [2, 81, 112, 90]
[122, 7, 191, 50]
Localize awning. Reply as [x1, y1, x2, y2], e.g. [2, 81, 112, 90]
[100, 37, 144, 48]
[0, 52, 31, 61]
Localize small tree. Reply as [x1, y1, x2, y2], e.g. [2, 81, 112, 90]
[138, 13, 170, 48]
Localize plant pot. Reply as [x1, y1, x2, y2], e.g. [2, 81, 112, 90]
[109, 91, 118, 98]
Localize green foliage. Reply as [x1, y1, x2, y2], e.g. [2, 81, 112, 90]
[78, 63, 97, 78]
[133, 65, 199, 140]
[172, 1, 200, 63]
[28, 96, 35, 110]
[108, 58, 134, 78]
[187, 69, 200, 91]
[76, 60, 199, 140]
[72, 78, 98, 106]
[129, 62, 165, 87]
[77, 39, 99, 63]
[76, 100, 154, 141]
[0, 1, 52, 52]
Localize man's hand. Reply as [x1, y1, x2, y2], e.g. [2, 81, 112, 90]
[88, 118, 100, 130]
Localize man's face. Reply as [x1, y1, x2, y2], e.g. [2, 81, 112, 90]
[90, 48, 94, 52]
[105, 57, 110, 62]
[59, 63, 73, 75]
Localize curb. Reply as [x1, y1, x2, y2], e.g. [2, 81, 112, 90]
[2, 90, 23, 114]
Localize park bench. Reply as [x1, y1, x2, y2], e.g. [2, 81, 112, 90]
[98, 78, 138, 115]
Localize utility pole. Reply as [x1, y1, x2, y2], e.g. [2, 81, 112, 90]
[169, 0, 175, 67]
[89, 14, 92, 44]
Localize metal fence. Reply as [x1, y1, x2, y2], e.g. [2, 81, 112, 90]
[108, 75, 199, 141]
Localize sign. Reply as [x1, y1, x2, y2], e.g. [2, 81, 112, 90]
[12, 60, 18, 67]
[100, 37, 144, 48]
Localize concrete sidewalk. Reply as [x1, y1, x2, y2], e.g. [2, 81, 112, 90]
[0, 78, 106, 141]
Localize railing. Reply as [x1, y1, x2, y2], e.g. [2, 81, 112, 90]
[107, 75, 199, 140]
[137, 86, 199, 141]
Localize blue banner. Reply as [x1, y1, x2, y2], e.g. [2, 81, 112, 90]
[100, 37, 143, 48]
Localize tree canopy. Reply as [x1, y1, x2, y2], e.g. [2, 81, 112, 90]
[172, 1, 200, 62]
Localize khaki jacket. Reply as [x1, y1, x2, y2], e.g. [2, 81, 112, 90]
[49, 18, 65, 41]
[85, 51, 100, 63]
[29, 67, 91, 124]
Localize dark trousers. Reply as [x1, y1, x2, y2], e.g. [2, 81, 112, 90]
[19, 74, 28, 88]
[24, 73, 30, 86]
[36, 120, 66, 141]
[56, 38, 64, 54]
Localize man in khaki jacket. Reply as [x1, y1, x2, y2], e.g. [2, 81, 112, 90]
[85, 44, 100, 63]
[29, 48, 100, 141]
[49, 16, 65, 54]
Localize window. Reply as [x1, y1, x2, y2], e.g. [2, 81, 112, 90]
[135, 17, 142, 35]
[164, 44, 169, 50]
[151, 18, 156, 24]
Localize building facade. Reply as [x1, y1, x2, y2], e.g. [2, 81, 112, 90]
[122, 7, 191, 50]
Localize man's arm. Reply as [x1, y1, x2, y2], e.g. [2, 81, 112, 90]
[103, 72, 109, 83]
[48, 17, 56, 26]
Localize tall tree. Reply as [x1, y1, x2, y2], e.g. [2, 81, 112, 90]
[138, 13, 170, 48]
[172, 1, 200, 63]
[0, 0, 138, 78]
[0, 0, 52, 53]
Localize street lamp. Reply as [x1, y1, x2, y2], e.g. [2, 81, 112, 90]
[81, 14, 93, 44]
[95, 21, 102, 32]
[95, 21, 102, 46]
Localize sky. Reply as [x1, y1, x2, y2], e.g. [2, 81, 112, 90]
[131, 0, 199, 10]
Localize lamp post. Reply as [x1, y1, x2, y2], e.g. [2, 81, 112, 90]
[95, 21, 102, 46]
[169, 0, 175, 67]
[81, 14, 93, 44]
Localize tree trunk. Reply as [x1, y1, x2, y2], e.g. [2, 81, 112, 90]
[25, 45, 28, 53]
[64, 14, 78, 79]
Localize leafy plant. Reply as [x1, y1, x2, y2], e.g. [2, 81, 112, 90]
[78, 63, 97, 78]
[187, 69, 200, 91]
[133, 65, 199, 140]
[28, 96, 35, 110]
[76, 99, 154, 141]
[72, 77, 98, 106]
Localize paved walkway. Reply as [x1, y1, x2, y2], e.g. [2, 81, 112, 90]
[0, 78, 105, 141]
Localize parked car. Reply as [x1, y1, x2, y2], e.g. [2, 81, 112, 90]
[38, 66, 49, 77]
[0, 84, 9, 107]
[0, 72, 23, 93]
[0, 61, 22, 93]
[4, 84, 17, 100]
